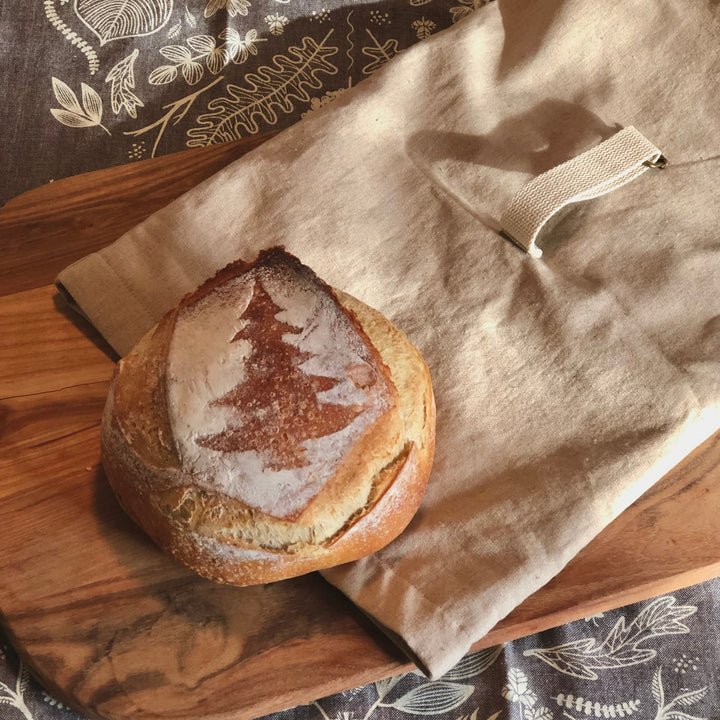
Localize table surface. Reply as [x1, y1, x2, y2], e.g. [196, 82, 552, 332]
[2, 135, 720, 720]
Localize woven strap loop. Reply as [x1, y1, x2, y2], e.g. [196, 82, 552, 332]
[500, 126, 665, 258]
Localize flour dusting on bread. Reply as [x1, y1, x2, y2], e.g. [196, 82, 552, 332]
[166, 254, 395, 520]
[102, 247, 435, 586]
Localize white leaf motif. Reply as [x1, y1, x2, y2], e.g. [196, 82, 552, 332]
[206, 48, 228, 74]
[160, 44, 193, 62]
[51, 108, 99, 127]
[204, 0, 224, 16]
[502, 668, 537, 707]
[149, 64, 179, 84]
[184, 5, 197, 26]
[17, 662, 30, 694]
[75, 0, 173, 44]
[387, 682, 473, 714]
[81, 82, 103, 122]
[182, 61, 204, 85]
[524, 596, 696, 680]
[526, 706, 553, 720]
[672, 688, 709, 708]
[187, 34, 216, 52]
[664, 713, 706, 720]
[506, 668, 528, 696]
[652, 667, 664, 706]
[442, 646, 502, 681]
[52, 77, 83, 114]
[50, 78, 109, 133]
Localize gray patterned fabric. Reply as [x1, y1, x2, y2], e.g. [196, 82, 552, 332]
[1, 579, 719, 719]
[0, 0, 488, 205]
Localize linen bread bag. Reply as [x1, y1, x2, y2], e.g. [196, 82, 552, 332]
[57, 0, 720, 677]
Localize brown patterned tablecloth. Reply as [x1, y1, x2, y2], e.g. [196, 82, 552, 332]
[2, 0, 720, 718]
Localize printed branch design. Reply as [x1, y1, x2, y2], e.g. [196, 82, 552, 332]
[124, 74, 224, 156]
[553, 693, 641, 719]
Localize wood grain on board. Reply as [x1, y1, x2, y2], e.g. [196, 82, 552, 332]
[1, 137, 720, 720]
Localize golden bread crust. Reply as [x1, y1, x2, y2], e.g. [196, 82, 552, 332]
[101, 248, 435, 585]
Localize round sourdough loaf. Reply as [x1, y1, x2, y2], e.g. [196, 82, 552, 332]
[101, 247, 435, 585]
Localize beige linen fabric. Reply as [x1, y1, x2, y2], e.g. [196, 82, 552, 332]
[500, 126, 663, 256]
[57, 0, 720, 677]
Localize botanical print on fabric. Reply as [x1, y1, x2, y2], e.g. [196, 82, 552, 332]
[1, 581, 718, 720]
[1, 0, 493, 204]
[523, 596, 697, 680]
[50, 78, 110, 134]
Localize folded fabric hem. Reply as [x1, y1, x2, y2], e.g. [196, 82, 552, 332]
[323, 555, 479, 679]
[55, 252, 157, 357]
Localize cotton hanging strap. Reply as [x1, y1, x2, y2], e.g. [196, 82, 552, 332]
[500, 126, 666, 258]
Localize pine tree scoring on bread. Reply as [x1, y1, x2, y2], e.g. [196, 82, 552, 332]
[101, 247, 436, 585]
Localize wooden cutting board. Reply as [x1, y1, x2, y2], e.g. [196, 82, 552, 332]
[2, 137, 720, 720]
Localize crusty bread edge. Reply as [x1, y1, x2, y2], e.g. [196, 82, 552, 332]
[101, 287, 435, 586]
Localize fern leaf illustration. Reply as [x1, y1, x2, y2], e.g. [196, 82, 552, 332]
[652, 667, 709, 720]
[670, 688, 709, 709]
[44, 0, 99, 73]
[663, 713, 706, 720]
[106, 49, 144, 117]
[17, 661, 30, 694]
[554, 694, 641, 718]
[525, 706, 553, 720]
[187, 31, 338, 146]
[184, 5, 197, 26]
[652, 667, 665, 707]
